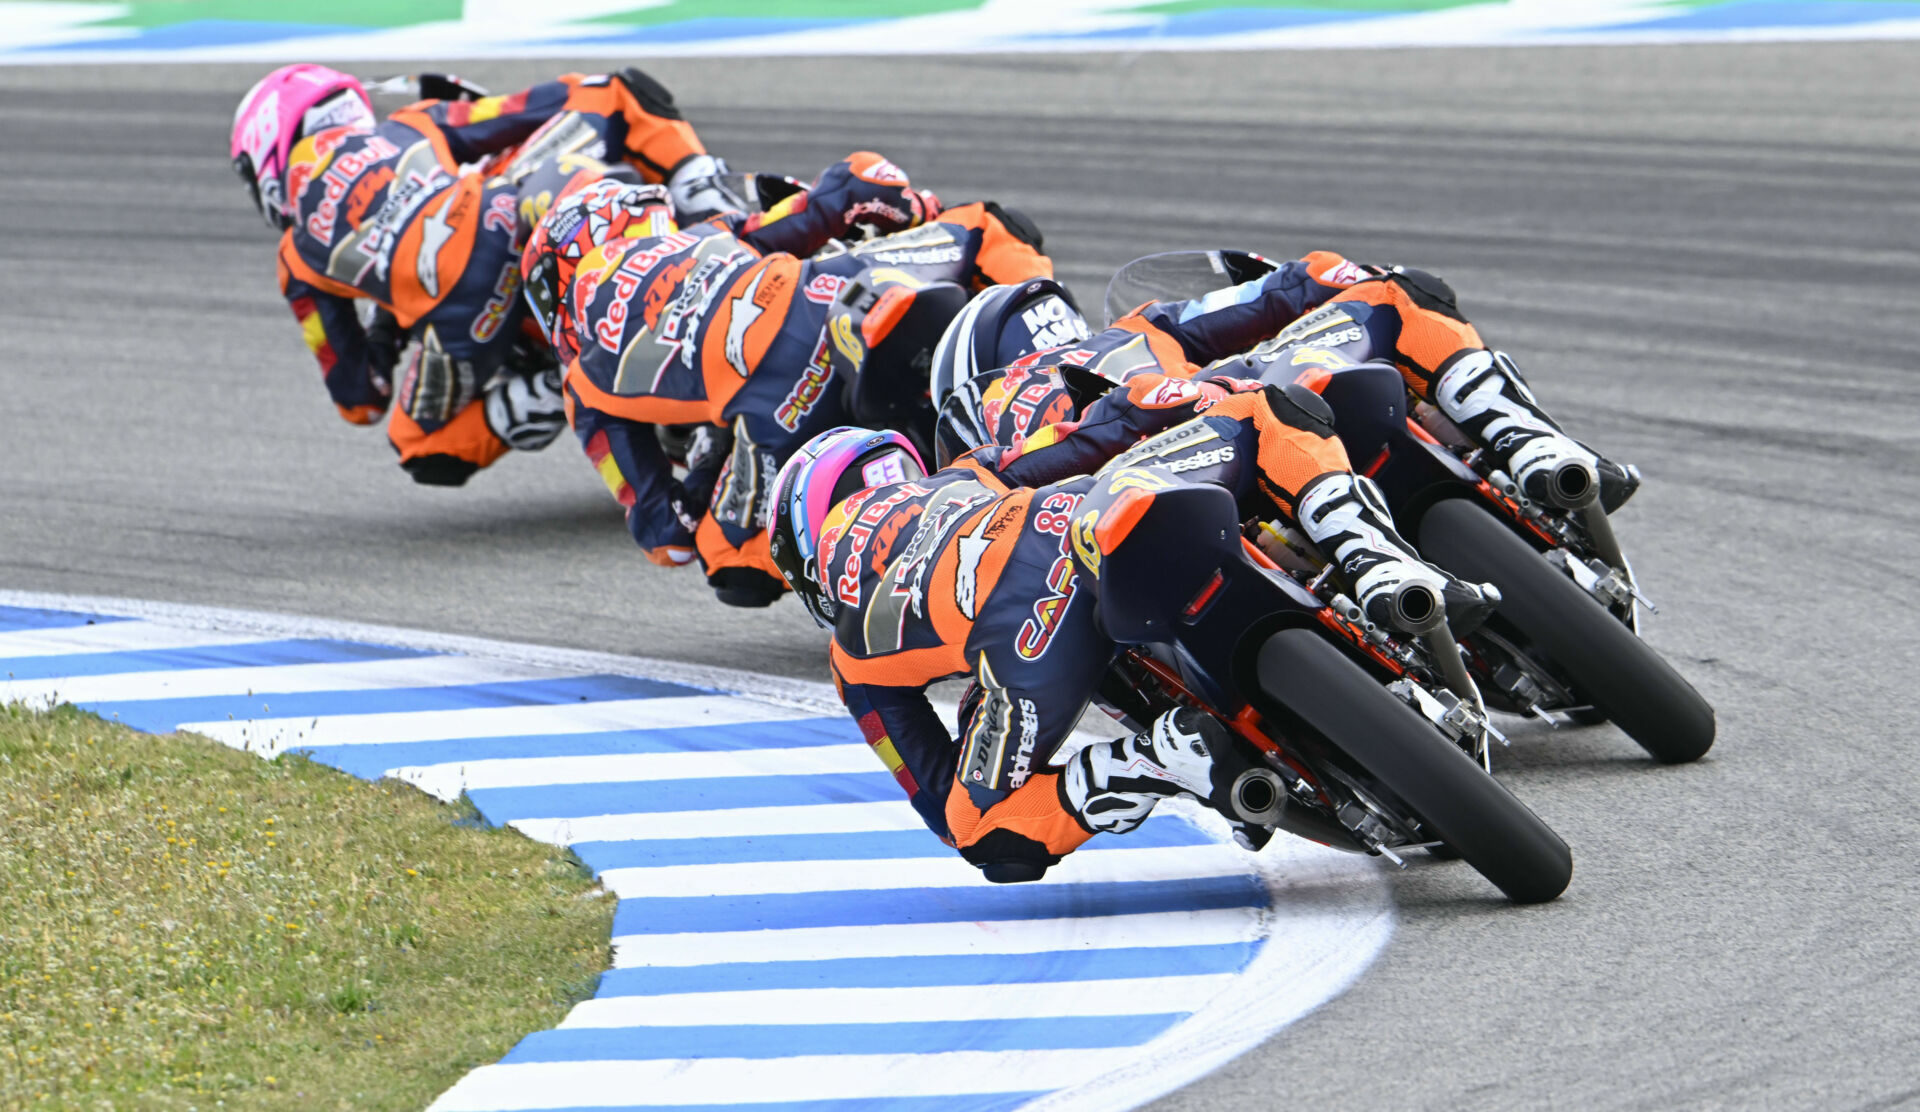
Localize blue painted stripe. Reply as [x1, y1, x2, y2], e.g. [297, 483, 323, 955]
[501, 1012, 1186, 1063]
[571, 17, 871, 45]
[572, 817, 1210, 871]
[0, 606, 126, 633]
[1062, 6, 1394, 40]
[615, 874, 1268, 935]
[467, 772, 900, 823]
[296, 717, 857, 780]
[496, 1097, 1045, 1112]
[1605, 1, 1920, 32]
[76, 672, 710, 733]
[0, 638, 429, 682]
[31, 20, 371, 52]
[601, 942, 1257, 996]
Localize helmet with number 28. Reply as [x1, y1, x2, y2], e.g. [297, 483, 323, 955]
[769, 427, 927, 629]
[230, 64, 375, 231]
[520, 178, 677, 366]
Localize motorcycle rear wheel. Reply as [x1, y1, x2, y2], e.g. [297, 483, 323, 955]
[1255, 629, 1572, 904]
[1417, 497, 1716, 764]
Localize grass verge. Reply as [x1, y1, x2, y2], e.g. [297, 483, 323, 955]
[1, 702, 613, 1110]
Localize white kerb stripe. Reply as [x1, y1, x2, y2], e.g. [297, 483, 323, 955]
[178, 696, 820, 755]
[391, 743, 877, 802]
[0, 621, 271, 660]
[613, 904, 1267, 968]
[597, 842, 1254, 898]
[429, 1048, 1131, 1110]
[0, 654, 563, 709]
[510, 800, 926, 846]
[561, 973, 1232, 1028]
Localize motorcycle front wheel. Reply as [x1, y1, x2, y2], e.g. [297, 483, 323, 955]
[1416, 497, 1716, 764]
[1255, 628, 1572, 904]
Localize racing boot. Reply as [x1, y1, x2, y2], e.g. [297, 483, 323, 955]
[667, 153, 750, 222]
[1297, 472, 1499, 635]
[1435, 350, 1638, 513]
[1061, 708, 1281, 851]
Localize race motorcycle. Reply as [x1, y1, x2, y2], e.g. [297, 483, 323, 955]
[1104, 251, 1716, 766]
[1079, 447, 1572, 903]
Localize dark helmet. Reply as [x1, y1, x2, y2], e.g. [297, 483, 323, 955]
[767, 426, 927, 630]
[927, 279, 1088, 464]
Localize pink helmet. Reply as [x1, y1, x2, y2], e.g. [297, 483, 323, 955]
[230, 64, 374, 231]
[768, 427, 927, 629]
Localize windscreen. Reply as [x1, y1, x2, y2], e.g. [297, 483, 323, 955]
[1102, 250, 1279, 326]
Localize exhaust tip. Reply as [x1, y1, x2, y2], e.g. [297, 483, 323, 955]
[1230, 768, 1285, 826]
[1547, 459, 1598, 509]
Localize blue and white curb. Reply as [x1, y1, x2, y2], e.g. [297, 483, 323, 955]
[5, 1, 1920, 66]
[0, 590, 1392, 1112]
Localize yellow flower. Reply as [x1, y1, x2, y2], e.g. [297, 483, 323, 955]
[405, 868, 418, 877]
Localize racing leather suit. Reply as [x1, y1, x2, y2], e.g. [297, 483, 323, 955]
[563, 154, 1052, 584]
[276, 70, 709, 485]
[826, 377, 1351, 875]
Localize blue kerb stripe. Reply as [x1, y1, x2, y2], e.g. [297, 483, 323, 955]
[294, 717, 859, 780]
[1604, 1, 1920, 32]
[574, 17, 871, 45]
[495, 1097, 1045, 1112]
[0, 638, 429, 682]
[572, 817, 1210, 871]
[77, 672, 708, 733]
[467, 772, 899, 823]
[500, 1012, 1187, 1063]
[615, 874, 1268, 935]
[0, 607, 128, 633]
[602, 942, 1257, 996]
[32, 20, 371, 52]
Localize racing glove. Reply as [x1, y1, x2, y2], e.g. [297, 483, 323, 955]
[484, 367, 567, 452]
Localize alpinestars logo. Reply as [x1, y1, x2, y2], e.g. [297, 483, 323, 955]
[1165, 444, 1236, 474]
[416, 194, 458, 297]
[725, 269, 768, 377]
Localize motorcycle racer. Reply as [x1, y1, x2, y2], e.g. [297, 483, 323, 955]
[766, 392, 1483, 880]
[230, 63, 735, 486]
[937, 251, 1638, 515]
[526, 158, 1054, 605]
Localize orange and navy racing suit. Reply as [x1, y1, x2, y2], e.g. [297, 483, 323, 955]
[276, 69, 709, 485]
[562, 153, 1052, 591]
[974, 250, 1487, 456]
[826, 365, 1353, 875]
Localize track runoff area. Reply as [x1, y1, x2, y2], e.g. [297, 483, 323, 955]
[0, 594, 1392, 1111]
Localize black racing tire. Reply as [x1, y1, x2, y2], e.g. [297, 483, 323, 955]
[1255, 629, 1571, 904]
[1417, 497, 1715, 764]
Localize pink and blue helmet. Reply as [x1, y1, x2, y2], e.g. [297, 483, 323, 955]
[768, 427, 927, 629]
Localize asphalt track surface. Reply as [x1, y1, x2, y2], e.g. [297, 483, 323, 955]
[2, 42, 1917, 1111]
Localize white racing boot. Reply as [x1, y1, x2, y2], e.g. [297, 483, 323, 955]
[1298, 472, 1498, 635]
[1062, 708, 1280, 849]
[1435, 350, 1639, 512]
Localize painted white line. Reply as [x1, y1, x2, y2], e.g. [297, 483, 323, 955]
[391, 743, 877, 802]
[512, 800, 928, 846]
[0, 620, 269, 660]
[560, 974, 1235, 1029]
[178, 695, 819, 755]
[429, 1048, 1119, 1110]
[614, 905, 1269, 969]
[596, 843, 1254, 899]
[0, 654, 562, 709]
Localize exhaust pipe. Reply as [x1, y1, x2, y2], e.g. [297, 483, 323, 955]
[1229, 768, 1285, 827]
[1537, 457, 1599, 510]
[1384, 580, 1444, 635]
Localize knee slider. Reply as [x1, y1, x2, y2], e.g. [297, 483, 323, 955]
[402, 454, 479, 487]
[982, 201, 1044, 252]
[1262, 382, 1336, 439]
[1388, 266, 1463, 320]
[959, 828, 1059, 883]
[617, 67, 684, 120]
